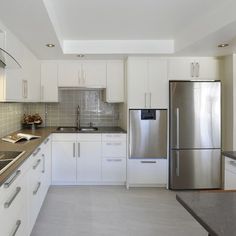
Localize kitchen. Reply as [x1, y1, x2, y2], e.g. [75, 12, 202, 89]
[0, 0, 236, 236]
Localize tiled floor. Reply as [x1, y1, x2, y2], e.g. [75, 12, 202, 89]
[31, 186, 207, 236]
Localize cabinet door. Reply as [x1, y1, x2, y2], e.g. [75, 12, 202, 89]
[52, 141, 76, 184]
[77, 141, 101, 182]
[22, 47, 41, 102]
[168, 58, 195, 80]
[196, 58, 220, 80]
[82, 61, 106, 88]
[127, 57, 148, 108]
[58, 62, 81, 87]
[41, 62, 58, 102]
[128, 159, 167, 185]
[102, 158, 126, 182]
[106, 60, 124, 102]
[148, 58, 168, 108]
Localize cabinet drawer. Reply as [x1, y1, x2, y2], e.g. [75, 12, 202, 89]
[128, 159, 167, 185]
[225, 157, 236, 174]
[102, 158, 126, 182]
[52, 133, 77, 141]
[102, 133, 126, 141]
[78, 133, 101, 142]
[102, 141, 126, 158]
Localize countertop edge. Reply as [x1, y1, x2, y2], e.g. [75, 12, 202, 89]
[222, 151, 236, 161]
[176, 194, 218, 236]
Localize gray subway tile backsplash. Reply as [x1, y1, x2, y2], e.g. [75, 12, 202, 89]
[26, 89, 121, 128]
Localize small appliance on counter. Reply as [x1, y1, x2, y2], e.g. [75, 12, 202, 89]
[129, 109, 167, 159]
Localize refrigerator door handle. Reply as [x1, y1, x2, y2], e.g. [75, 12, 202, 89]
[176, 151, 180, 177]
[176, 107, 180, 149]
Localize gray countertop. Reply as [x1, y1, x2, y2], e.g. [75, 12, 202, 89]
[53, 126, 126, 133]
[222, 151, 236, 161]
[0, 126, 126, 185]
[176, 191, 236, 236]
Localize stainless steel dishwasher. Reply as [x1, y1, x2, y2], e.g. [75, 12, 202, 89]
[129, 109, 167, 159]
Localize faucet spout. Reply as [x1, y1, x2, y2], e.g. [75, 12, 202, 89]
[76, 105, 80, 129]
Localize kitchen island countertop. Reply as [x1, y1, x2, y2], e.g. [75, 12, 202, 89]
[176, 191, 236, 236]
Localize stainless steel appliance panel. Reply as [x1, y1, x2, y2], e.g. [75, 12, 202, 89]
[170, 149, 221, 189]
[129, 109, 167, 159]
[170, 81, 221, 149]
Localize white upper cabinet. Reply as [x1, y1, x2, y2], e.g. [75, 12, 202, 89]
[58, 61, 106, 88]
[168, 57, 220, 80]
[148, 58, 168, 108]
[127, 57, 168, 108]
[41, 62, 58, 102]
[82, 61, 106, 88]
[0, 23, 40, 102]
[58, 61, 81, 87]
[127, 57, 148, 108]
[105, 60, 124, 103]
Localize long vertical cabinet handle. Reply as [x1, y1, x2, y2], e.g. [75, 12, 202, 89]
[25, 80, 28, 98]
[78, 143, 80, 157]
[176, 107, 180, 149]
[83, 70, 86, 85]
[196, 62, 200, 77]
[176, 151, 180, 177]
[149, 93, 152, 108]
[78, 70, 81, 85]
[73, 143, 76, 157]
[144, 93, 147, 108]
[10, 220, 21, 236]
[42, 154, 45, 173]
[41, 85, 44, 101]
[190, 63, 194, 77]
[22, 80, 25, 98]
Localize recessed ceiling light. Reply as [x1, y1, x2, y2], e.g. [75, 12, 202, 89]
[77, 54, 85, 58]
[218, 43, 229, 48]
[46, 43, 55, 48]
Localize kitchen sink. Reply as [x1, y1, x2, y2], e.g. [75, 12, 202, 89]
[79, 127, 98, 132]
[57, 126, 98, 132]
[0, 151, 25, 174]
[57, 127, 78, 132]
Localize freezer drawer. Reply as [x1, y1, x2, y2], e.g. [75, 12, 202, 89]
[169, 149, 221, 189]
[129, 109, 167, 159]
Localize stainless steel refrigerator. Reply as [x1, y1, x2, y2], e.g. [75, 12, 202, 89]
[129, 109, 167, 159]
[169, 81, 221, 190]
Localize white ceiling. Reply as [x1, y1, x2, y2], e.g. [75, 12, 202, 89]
[0, 0, 235, 58]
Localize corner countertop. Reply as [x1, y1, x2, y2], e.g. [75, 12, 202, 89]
[176, 191, 236, 236]
[0, 126, 126, 185]
[222, 151, 236, 161]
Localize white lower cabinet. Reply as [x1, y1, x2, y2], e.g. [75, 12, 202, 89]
[0, 169, 28, 236]
[102, 158, 126, 182]
[128, 159, 167, 186]
[51, 133, 127, 185]
[77, 141, 101, 182]
[224, 156, 236, 190]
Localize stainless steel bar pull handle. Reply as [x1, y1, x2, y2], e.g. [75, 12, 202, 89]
[196, 62, 200, 77]
[78, 143, 80, 157]
[73, 143, 75, 157]
[4, 187, 21, 208]
[44, 137, 49, 144]
[33, 182, 41, 195]
[10, 220, 21, 236]
[42, 154, 45, 173]
[176, 108, 180, 149]
[4, 170, 21, 188]
[191, 63, 194, 77]
[33, 159, 41, 170]
[144, 93, 147, 108]
[176, 151, 180, 177]
[141, 161, 157, 164]
[33, 147, 41, 156]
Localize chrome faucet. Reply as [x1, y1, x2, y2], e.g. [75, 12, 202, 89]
[76, 105, 80, 129]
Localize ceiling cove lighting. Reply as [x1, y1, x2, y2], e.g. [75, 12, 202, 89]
[46, 43, 55, 48]
[218, 43, 229, 48]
